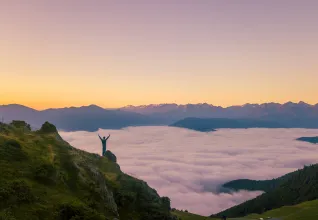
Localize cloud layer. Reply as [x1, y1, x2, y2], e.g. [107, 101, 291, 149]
[60, 127, 318, 216]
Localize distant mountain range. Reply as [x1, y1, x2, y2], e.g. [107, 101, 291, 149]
[216, 164, 318, 218]
[0, 104, 160, 131]
[1, 101, 318, 131]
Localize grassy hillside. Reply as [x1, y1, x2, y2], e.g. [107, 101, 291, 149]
[217, 164, 318, 218]
[245, 199, 318, 220]
[0, 121, 173, 220]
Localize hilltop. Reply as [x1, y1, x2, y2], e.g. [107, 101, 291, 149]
[216, 164, 318, 218]
[0, 121, 173, 220]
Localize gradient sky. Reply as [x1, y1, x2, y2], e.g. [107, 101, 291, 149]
[1, 1, 318, 109]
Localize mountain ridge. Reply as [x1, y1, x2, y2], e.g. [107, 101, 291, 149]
[1, 101, 318, 131]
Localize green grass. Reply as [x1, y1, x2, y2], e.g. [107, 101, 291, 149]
[243, 199, 318, 220]
[171, 210, 217, 220]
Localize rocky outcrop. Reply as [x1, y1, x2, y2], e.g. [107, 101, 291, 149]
[38, 121, 58, 133]
[104, 150, 117, 163]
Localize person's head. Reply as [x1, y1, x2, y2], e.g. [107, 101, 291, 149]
[103, 136, 106, 139]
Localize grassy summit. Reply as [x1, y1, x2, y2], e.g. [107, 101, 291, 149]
[0, 121, 172, 220]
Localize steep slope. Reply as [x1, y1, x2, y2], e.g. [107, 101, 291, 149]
[216, 164, 318, 218]
[0, 121, 173, 220]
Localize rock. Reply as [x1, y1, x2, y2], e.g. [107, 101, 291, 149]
[104, 150, 117, 163]
[86, 165, 119, 216]
[39, 121, 57, 133]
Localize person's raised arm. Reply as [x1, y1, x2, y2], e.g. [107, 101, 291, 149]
[106, 134, 110, 140]
[98, 134, 102, 141]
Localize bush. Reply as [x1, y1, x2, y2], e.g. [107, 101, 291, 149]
[114, 190, 136, 207]
[10, 121, 31, 131]
[33, 163, 56, 184]
[0, 180, 34, 208]
[0, 139, 27, 161]
[161, 197, 171, 211]
[104, 151, 117, 163]
[0, 209, 16, 220]
[5, 139, 21, 149]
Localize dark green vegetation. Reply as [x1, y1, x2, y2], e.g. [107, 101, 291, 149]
[171, 118, 284, 132]
[296, 136, 318, 144]
[217, 164, 318, 218]
[244, 199, 318, 220]
[0, 121, 174, 220]
[221, 167, 303, 193]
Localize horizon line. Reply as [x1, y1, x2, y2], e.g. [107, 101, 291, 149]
[1, 100, 318, 111]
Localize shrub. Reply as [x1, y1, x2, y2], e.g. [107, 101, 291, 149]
[55, 202, 106, 220]
[5, 139, 21, 149]
[1, 139, 27, 161]
[10, 121, 31, 131]
[0, 180, 34, 208]
[33, 163, 56, 184]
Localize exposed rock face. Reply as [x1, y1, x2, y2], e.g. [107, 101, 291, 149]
[105, 150, 117, 163]
[86, 165, 119, 217]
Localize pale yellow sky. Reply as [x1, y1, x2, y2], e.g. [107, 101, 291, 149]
[1, 1, 318, 110]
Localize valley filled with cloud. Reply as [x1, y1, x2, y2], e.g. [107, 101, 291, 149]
[60, 127, 318, 216]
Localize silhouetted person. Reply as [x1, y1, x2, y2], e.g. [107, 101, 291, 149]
[98, 134, 110, 156]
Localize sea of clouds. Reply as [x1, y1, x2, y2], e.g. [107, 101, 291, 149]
[59, 127, 318, 216]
